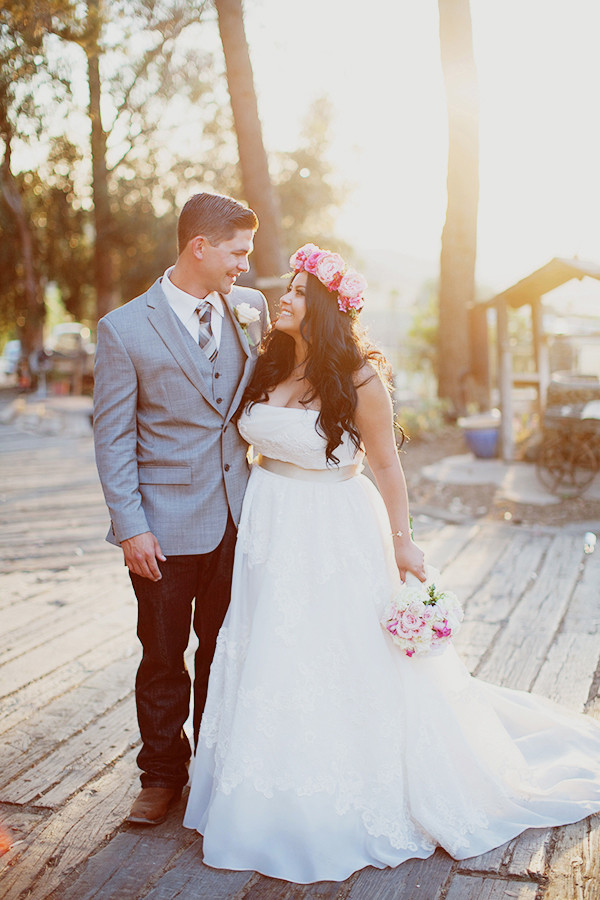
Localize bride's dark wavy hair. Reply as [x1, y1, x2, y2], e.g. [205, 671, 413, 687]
[242, 272, 395, 465]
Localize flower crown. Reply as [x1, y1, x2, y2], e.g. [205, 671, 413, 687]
[289, 243, 367, 317]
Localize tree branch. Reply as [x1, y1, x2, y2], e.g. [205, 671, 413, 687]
[106, 122, 159, 172]
[110, 2, 208, 123]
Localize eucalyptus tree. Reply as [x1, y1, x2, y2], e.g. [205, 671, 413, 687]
[214, 0, 285, 315]
[49, 0, 221, 320]
[1, 0, 343, 342]
[0, 0, 73, 357]
[437, 0, 480, 415]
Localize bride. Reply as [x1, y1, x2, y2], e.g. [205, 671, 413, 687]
[183, 244, 600, 883]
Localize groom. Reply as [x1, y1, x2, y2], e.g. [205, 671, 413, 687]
[93, 192, 269, 825]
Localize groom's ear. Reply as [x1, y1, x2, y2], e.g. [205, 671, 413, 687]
[190, 235, 206, 260]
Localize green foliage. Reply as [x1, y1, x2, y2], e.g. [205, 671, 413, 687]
[0, 200, 20, 336]
[0, 140, 93, 333]
[35, 139, 93, 319]
[424, 584, 438, 605]
[407, 280, 439, 377]
[0, 0, 80, 344]
[0, 1, 73, 137]
[396, 398, 450, 441]
[0, 0, 230, 334]
[109, 180, 177, 302]
[274, 98, 349, 259]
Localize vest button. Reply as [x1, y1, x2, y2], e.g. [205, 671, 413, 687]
[216, 397, 222, 404]
[215, 372, 221, 378]
[224, 463, 230, 472]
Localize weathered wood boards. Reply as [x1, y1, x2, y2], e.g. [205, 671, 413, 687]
[0, 749, 141, 900]
[1, 419, 599, 900]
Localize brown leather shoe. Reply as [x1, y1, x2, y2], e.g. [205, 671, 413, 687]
[125, 787, 181, 825]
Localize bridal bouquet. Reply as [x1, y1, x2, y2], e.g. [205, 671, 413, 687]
[382, 568, 463, 657]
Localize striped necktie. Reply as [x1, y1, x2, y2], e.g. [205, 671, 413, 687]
[196, 300, 218, 363]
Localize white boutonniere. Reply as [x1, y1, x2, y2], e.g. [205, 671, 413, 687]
[234, 302, 262, 348]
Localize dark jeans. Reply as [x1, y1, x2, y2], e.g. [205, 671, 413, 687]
[129, 515, 236, 790]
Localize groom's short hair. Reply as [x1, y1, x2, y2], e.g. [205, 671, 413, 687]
[178, 193, 258, 253]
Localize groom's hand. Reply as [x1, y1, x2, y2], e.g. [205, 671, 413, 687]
[121, 532, 167, 581]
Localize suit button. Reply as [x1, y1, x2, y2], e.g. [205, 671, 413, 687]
[223, 425, 228, 433]
[216, 397, 222, 404]
[224, 463, 230, 472]
[215, 372, 221, 378]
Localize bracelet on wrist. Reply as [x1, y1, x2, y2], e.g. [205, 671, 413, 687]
[391, 530, 404, 539]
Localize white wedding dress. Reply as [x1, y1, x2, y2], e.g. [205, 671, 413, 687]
[183, 404, 600, 884]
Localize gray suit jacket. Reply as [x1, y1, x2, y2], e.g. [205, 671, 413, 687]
[93, 278, 269, 555]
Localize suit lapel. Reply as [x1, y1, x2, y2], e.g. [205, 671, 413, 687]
[223, 291, 256, 423]
[223, 292, 251, 360]
[146, 279, 220, 413]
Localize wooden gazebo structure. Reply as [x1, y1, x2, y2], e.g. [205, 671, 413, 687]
[483, 257, 600, 460]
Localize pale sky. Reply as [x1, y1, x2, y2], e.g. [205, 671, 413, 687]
[242, 0, 600, 292]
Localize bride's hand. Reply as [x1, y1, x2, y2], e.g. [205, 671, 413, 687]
[393, 537, 426, 584]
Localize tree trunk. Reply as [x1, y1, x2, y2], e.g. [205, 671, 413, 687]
[86, 0, 118, 321]
[215, 0, 285, 315]
[468, 303, 490, 408]
[437, 0, 480, 416]
[0, 132, 44, 371]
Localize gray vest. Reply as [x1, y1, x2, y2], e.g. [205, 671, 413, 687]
[173, 306, 246, 418]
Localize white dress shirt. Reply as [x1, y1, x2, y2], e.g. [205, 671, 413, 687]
[161, 266, 224, 349]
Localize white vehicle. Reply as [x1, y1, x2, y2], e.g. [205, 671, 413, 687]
[0, 340, 21, 379]
[46, 324, 95, 376]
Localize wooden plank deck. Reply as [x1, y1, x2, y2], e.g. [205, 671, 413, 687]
[1, 411, 599, 900]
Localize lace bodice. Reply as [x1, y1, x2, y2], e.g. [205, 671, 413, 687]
[237, 403, 363, 469]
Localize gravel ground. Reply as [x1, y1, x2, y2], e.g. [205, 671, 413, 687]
[400, 425, 600, 529]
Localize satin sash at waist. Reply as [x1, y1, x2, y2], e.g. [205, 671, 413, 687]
[255, 454, 361, 483]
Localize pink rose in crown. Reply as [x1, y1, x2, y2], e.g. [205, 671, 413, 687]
[338, 294, 365, 315]
[350, 295, 365, 310]
[288, 242, 368, 318]
[290, 243, 319, 270]
[315, 252, 346, 292]
[304, 250, 325, 275]
[338, 270, 367, 301]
